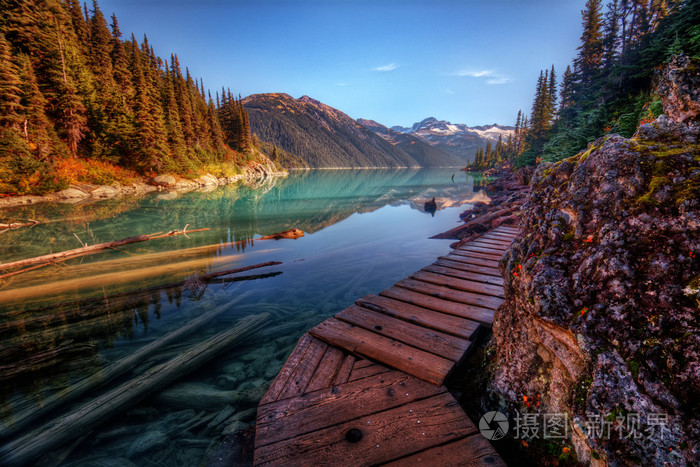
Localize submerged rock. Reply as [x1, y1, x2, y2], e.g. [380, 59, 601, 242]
[487, 114, 699, 465]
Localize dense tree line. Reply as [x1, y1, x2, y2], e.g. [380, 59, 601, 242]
[473, 0, 698, 170]
[0, 0, 252, 194]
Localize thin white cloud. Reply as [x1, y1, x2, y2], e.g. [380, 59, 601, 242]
[455, 69, 494, 78]
[453, 68, 511, 85]
[336, 82, 348, 86]
[373, 63, 398, 72]
[486, 77, 512, 85]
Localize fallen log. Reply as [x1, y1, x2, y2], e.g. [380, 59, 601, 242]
[0, 290, 254, 438]
[430, 206, 518, 239]
[0, 227, 210, 273]
[0, 312, 269, 466]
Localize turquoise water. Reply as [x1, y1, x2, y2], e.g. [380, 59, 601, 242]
[0, 168, 491, 466]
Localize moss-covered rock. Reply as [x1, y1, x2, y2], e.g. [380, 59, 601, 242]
[487, 115, 699, 465]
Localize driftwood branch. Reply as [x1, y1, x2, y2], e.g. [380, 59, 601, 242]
[0, 227, 211, 273]
[0, 312, 269, 466]
[0, 290, 254, 438]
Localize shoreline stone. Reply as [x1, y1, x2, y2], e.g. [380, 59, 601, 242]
[0, 156, 287, 210]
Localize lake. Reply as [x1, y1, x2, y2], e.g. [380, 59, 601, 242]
[0, 168, 491, 466]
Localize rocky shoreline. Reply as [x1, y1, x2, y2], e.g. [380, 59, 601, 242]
[0, 157, 287, 210]
[431, 167, 530, 242]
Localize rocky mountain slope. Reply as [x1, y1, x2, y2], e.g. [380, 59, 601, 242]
[487, 56, 699, 465]
[243, 94, 424, 168]
[391, 117, 514, 161]
[356, 119, 466, 167]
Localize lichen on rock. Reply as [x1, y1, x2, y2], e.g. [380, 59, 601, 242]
[487, 112, 699, 464]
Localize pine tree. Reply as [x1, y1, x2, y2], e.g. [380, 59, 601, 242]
[0, 32, 24, 130]
[575, 0, 605, 85]
[547, 65, 557, 124]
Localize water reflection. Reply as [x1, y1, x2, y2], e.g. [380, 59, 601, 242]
[0, 169, 492, 466]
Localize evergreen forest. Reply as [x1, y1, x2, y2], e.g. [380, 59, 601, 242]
[466, 0, 700, 170]
[0, 0, 255, 195]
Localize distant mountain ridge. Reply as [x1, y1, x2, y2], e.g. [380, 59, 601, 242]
[243, 94, 466, 169]
[356, 119, 466, 167]
[389, 117, 515, 161]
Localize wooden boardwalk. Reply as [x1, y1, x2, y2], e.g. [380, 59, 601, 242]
[253, 225, 518, 466]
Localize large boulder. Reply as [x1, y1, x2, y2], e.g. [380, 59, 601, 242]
[657, 55, 700, 124]
[488, 116, 699, 464]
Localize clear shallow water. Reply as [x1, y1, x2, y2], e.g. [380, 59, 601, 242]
[0, 168, 492, 466]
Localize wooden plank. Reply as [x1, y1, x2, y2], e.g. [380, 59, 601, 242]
[384, 433, 506, 466]
[276, 338, 328, 400]
[441, 254, 501, 270]
[356, 295, 480, 340]
[381, 287, 495, 325]
[396, 278, 505, 311]
[468, 238, 512, 249]
[348, 362, 392, 382]
[254, 392, 476, 466]
[455, 244, 508, 256]
[450, 249, 504, 261]
[494, 226, 519, 233]
[260, 334, 314, 405]
[422, 265, 504, 287]
[480, 232, 516, 241]
[434, 259, 504, 278]
[353, 359, 375, 370]
[410, 271, 505, 299]
[305, 346, 347, 393]
[465, 243, 510, 252]
[308, 318, 453, 385]
[332, 354, 356, 385]
[255, 371, 446, 448]
[337, 305, 472, 362]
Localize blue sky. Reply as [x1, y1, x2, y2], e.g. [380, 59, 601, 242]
[99, 0, 586, 128]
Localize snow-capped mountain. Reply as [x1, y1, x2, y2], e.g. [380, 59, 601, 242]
[390, 117, 514, 161]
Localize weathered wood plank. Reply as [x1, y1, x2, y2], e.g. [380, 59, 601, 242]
[254, 392, 476, 466]
[494, 226, 519, 234]
[356, 295, 480, 340]
[353, 359, 375, 370]
[395, 278, 505, 311]
[442, 254, 501, 269]
[348, 362, 392, 382]
[384, 433, 506, 466]
[434, 259, 504, 278]
[455, 244, 508, 256]
[332, 354, 356, 386]
[260, 334, 314, 405]
[337, 305, 472, 362]
[380, 287, 494, 325]
[308, 318, 453, 385]
[450, 249, 505, 261]
[410, 271, 505, 299]
[305, 346, 347, 393]
[255, 371, 446, 448]
[276, 338, 328, 400]
[480, 232, 516, 241]
[422, 265, 504, 287]
[468, 238, 512, 249]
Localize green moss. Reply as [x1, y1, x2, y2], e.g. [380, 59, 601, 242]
[672, 175, 700, 206]
[562, 232, 575, 242]
[628, 360, 640, 380]
[637, 175, 670, 206]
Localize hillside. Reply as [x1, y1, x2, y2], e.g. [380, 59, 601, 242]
[356, 119, 466, 167]
[391, 117, 514, 161]
[0, 0, 262, 196]
[243, 94, 465, 169]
